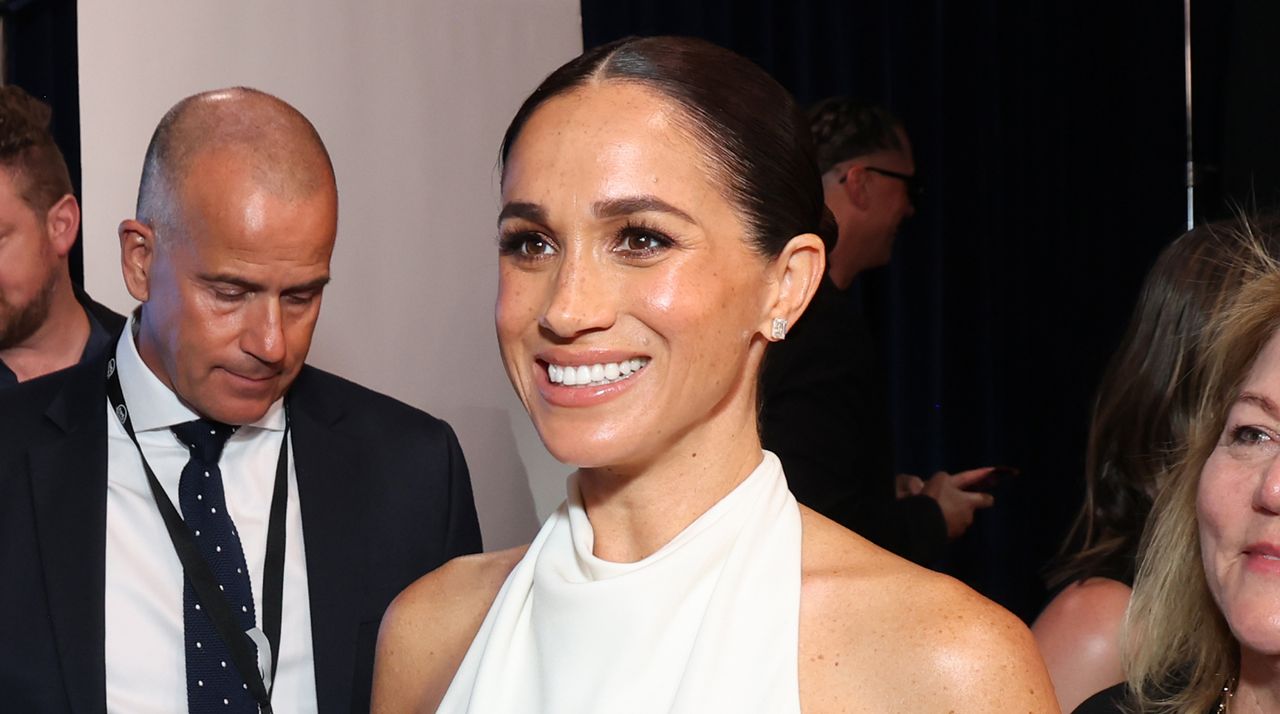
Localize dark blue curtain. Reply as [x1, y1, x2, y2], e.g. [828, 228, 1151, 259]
[581, 0, 1191, 621]
[3, 0, 82, 283]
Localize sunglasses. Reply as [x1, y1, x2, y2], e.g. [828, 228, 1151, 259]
[840, 165, 924, 204]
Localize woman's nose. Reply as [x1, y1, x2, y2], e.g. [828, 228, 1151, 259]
[538, 252, 616, 338]
[1253, 452, 1280, 514]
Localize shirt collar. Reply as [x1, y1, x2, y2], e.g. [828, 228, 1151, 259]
[115, 312, 285, 433]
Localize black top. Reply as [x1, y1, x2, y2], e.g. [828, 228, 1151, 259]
[1073, 682, 1129, 713]
[759, 277, 947, 565]
[0, 284, 125, 388]
[1074, 681, 1222, 714]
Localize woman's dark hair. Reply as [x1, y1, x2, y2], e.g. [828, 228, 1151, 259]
[1051, 214, 1280, 588]
[499, 35, 836, 256]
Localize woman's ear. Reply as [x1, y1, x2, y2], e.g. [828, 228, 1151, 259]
[119, 219, 156, 303]
[761, 232, 825, 341]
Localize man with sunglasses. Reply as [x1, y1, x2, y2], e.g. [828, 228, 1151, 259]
[761, 98, 993, 567]
[815, 100, 920, 287]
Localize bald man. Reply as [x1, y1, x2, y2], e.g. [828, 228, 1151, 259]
[0, 88, 481, 713]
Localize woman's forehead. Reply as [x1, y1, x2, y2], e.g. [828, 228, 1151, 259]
[501, 84, 727, 213]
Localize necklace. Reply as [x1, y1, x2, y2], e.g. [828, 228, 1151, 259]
[1216, 677, 1234, 713]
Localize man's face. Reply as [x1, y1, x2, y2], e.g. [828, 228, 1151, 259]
[133, 149, 337, 425]
[846, 133, 916, 268]
[0, 168, 59, 350]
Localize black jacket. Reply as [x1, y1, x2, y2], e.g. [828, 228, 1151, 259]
[0, 352, 482, 713]
[760, 277, 947, 564]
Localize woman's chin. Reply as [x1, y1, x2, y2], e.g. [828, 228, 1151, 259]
[531, 416, 650, 471]
[1227, 605, 1280, 659]
[539, 435, 645, 472]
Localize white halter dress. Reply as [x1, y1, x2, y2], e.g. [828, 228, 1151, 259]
[437, 451, 802, 713]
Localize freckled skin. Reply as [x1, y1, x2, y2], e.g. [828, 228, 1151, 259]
[496, 84, 772, 474]
[373, 82, 1055, 714]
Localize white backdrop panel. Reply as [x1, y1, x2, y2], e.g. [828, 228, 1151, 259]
[78, 0, 581, 548]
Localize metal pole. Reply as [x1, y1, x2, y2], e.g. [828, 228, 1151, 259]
[1185, 0, 1195, 229]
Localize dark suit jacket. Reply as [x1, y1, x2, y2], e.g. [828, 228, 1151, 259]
[0, 352, 482, 713]
[72, 283, 126, 341]
[760, 277, 947, 565]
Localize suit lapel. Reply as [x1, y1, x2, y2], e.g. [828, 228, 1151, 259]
[289, 369, 368, 714]
[29, 358, 109, 713]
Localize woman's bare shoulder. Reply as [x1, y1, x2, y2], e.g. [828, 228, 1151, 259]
[797, 507, 1059, 713]
[1032, 577, 1131, 712]
[371, 547, 527, 714]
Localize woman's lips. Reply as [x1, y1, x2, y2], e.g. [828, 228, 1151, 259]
[534, 355, 649, 407]
[545, 357, 649, 387]
[1243, 542, 1280, 574]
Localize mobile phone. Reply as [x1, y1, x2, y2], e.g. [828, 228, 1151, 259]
[966, 466, 1020, 491]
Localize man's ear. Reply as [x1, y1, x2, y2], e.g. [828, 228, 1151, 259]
[119, 219, 156, 303]
[44, 194, 80, 257]
[760, 232, 826, 341]
[842, 165, 873, 211]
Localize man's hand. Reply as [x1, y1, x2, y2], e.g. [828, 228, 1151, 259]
[919, 467, 997, 539]
[895, 473, 925, 498]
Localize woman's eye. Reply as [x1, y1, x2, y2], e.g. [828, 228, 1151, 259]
[520, 237, 554, 256]
[616, 226, 673, 255]
[500, 232, 556, 258]
[1229, 425, 1274, 447]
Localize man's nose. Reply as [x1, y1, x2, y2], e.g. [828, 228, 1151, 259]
[242, 297, 286, 365]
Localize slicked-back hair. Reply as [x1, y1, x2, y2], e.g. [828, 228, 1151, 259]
[0, 85, 74, 215]
[807, 97, 905, 175]
[499, 35, 837, 257]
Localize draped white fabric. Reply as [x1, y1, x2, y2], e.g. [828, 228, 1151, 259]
[439, 451, 802, 713]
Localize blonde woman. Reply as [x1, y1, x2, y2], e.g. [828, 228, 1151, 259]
[1035, 217, 1280, 712]
[1076, 230, 1280, 712]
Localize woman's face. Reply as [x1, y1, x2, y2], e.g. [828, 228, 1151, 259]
[1199, 329, 1280, 656]
[495, 82, 775, 469]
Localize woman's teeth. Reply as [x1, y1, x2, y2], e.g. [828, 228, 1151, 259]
[547, 358, 649, 386]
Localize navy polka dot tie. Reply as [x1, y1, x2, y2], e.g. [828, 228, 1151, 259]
[172, 419, 259, 713]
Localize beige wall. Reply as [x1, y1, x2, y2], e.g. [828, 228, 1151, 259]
[77, 0, 582, 548]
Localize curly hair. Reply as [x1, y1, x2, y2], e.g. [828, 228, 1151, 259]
[806, 97, 905, 175]
[0, 85, 73, 214]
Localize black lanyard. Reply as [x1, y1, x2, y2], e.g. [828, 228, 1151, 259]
[105, 347, 287, 713]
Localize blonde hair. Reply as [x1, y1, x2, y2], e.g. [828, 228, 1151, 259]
[1124, 221, 1280, 713]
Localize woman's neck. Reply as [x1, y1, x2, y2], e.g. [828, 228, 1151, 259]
[576, 405, 764, 564]
[1233, 648, 1280, 713]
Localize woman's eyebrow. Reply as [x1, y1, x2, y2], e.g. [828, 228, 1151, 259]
[593, 195, 695, 224]
[1239, 391, 1280, 420]
[498, 201, 547, 224]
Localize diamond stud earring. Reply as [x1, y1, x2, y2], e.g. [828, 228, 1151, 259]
[770, 317, 787, 341]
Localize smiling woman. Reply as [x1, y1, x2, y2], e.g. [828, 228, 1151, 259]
[371, 36, 1056, 713]
[1079, 235, 1280, 714]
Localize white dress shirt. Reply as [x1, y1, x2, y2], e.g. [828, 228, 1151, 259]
[104, 316, 318, 713]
